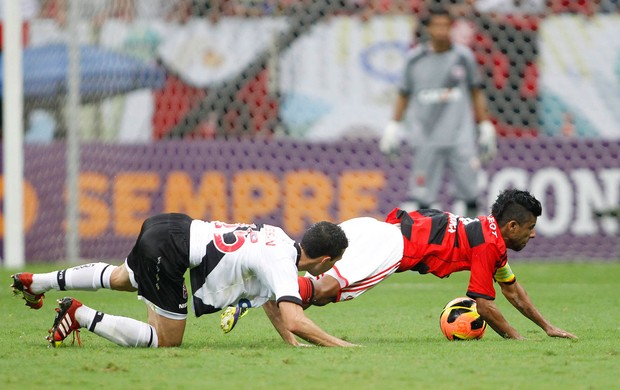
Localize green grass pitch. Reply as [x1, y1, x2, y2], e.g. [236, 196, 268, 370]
[1, 262, 619, 389]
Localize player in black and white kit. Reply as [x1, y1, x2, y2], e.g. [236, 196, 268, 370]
[379, 6, 497, 217]
[11, 213, 355, 347]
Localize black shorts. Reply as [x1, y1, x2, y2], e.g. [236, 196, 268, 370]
[126, 213, 192, 317]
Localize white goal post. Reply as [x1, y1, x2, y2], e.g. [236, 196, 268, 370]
[2, 0, 25, 269]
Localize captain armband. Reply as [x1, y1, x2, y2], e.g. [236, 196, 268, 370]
[494, 263, 516, 284]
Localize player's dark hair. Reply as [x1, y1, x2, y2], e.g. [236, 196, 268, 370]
[301, 221, 348, 260]
[426, 6, 453, 24]
[491, 189, 542, 226]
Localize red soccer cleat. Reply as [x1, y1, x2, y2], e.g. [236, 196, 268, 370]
[11, 273, 45, 309]
[47, 297, 83, 347]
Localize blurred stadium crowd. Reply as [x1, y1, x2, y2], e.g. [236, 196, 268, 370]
[1, 0, 619, 142]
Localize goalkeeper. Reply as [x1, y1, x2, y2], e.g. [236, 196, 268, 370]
[379, 6, 496, 217]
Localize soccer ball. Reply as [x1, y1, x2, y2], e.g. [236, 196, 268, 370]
[439, 297, 487, 341]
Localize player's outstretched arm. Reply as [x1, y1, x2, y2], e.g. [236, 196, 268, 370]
[263, 301, 303, 345]
[475, 297, 524, 339]
[271, 301, 357, 347]
[499, 281, 577, 339]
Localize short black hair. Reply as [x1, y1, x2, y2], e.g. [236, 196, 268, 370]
[491, 189, 542, 226]
[301, 221, 348, 260]
[427, 5, 453, 23]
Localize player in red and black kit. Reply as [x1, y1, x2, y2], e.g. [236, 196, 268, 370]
[386, 208, 510, 304]
[223, 189, 577, 340]
[383, 191, 578, 339]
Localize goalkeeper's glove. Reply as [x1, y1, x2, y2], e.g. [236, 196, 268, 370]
[379, 120, 402, 156]
[478, 120, 497, 162]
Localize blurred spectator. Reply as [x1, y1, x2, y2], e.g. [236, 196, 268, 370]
[548, 0, 619, 16]
[357, 0, 425, 18]
[428, 0, 545, 18]
[40, 0, 184, 27]
[597, 0, 620, 12]
[173, 0, 290, 22]
[474, 0, 545, 15]
[40, 0, 115, 28]
[232, 0, 277, 17]
[118, 0, 181, 21]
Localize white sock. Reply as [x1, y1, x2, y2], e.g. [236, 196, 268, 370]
[31, 263, 116, 293]
[76, 305, 158, 348]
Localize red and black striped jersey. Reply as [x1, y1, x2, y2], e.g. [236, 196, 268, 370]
[385, 208, 510, 300]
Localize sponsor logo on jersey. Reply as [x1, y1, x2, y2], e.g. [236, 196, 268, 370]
[451, 64, 465, 80]
[265, 225, 277, 246]
[417, 87, 462, 104]
[448, 213, 458, 233]
[487, 216, 499, 238]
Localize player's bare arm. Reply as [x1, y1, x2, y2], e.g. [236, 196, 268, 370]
[475, 297, 524, 340]
[308, 276, 340, 306]
[262, 300, 303, 346]
[471, 87, 490, 123]
[499, 281, 577, 339]
[392, 93, 409, 122]
[276, 301, 356, 347]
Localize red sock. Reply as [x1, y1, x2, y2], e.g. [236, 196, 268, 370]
[297, 276, 314, 304]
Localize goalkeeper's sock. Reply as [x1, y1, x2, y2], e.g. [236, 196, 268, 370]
[32, 263, 116, 293]
[77, 305, 158, 348]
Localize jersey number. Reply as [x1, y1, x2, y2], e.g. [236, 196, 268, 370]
[213, 223, 259, 253]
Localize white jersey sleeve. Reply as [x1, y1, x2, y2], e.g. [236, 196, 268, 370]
[307, 217, 404, 302]
[252, 244, 302, 306]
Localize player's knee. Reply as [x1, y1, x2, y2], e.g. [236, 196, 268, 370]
[109, 265, 136, 291]
[149, 314, 186, 347]
[154, 326, 184, 347]
[156, 336, 182, 348]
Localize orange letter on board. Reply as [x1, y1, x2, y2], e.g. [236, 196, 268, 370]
[339, 170, 385, 221]
[283, 171, 333, 236]
[114, 172, 159, 236]
[79, 173, 110, 238]
[232, 171, 279, 222]
[0, 178, 39, 235]
[164, 171, 228, 221]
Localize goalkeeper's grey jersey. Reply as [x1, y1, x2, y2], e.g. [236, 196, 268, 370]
[398, 43, 482, 147]
[188, 220, 302, 316]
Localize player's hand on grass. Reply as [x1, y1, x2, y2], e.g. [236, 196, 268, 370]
[478, 120, 497, 162]
[295, 341, 360, 347]
[545, 325, 578, 339]
[379, 120, 402, 157]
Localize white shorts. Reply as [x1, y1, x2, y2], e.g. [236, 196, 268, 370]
[139, 296, 187, 321]
[307, 217, 404, 302]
